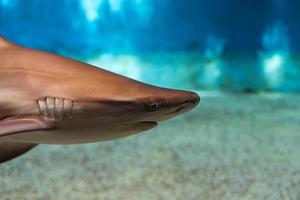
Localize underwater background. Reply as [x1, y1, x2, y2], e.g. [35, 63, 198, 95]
[1, 0, 300, 199]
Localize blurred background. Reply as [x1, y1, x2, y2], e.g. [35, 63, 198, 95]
[1, 1, 300, 199]
[1, 0, 300, 92]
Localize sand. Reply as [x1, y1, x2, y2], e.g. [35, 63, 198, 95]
[1, 92, 300, 200]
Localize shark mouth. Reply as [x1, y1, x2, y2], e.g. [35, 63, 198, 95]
[124, 121, 158, 132]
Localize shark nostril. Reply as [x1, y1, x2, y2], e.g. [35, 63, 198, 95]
[175, 105, 186, 113]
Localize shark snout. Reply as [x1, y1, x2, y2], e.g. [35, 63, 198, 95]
[172, 91, 200, 114]
[150, 90, 200, 122]
[187, 91, 200, 105]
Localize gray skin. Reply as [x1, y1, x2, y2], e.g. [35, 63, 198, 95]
[0, 36, 200, 163]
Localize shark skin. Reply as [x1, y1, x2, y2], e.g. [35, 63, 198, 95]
[0, 36, 200, 163]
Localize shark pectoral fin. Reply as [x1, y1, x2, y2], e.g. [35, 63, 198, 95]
[0, 117, 51, 164]
[0, 116, 52, 138]
[0, 142, 37, 164]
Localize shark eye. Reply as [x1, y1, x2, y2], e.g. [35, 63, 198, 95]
[148, 102, 159, 112]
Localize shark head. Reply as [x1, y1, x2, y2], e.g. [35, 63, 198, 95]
[0, 40, 200, 144]
[72, 81, 200, 139]
[50, 63, 201, 144]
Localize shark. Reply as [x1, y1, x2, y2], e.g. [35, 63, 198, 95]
[0, 36, 200, 163]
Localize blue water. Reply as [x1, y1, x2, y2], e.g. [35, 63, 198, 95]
[1, 2, 300, 199]
[1, 0, 300, 91]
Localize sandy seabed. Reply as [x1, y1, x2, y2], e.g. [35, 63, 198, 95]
[1, 92, 300, 200]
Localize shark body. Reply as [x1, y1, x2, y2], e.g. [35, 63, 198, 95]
[0, 36, 200, 163]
